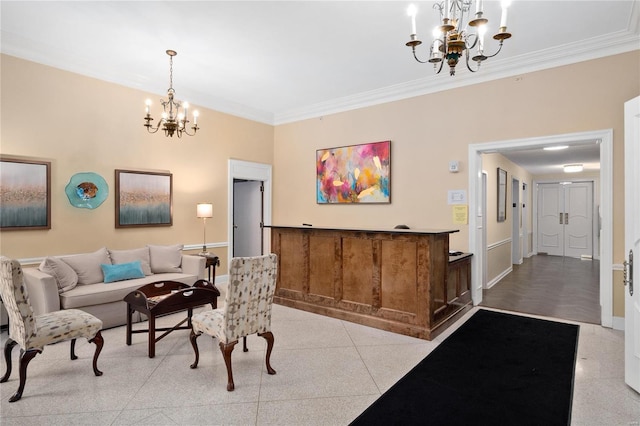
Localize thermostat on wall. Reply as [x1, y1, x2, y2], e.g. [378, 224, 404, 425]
[449, 160, 459, 173]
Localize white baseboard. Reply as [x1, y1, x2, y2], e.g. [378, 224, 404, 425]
[612, 316, 624, 331]
[486, 266, 513, 289]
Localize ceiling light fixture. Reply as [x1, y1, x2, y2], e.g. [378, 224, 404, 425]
[564, 164, 583, 173]
[405, 0, 512, 76]
[544, 145, 569, 151]
[144, 50, 199, 138]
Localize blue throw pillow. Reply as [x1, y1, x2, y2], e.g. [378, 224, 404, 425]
[101, 261, 145, 283]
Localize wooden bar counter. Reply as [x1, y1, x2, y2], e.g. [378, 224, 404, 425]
[268, 225, 472, 340]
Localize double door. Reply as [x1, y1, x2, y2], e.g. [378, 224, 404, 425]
[537, 182, 593, 258]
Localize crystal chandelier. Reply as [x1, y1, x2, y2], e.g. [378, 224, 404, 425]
[405, 0, 512, 76]
[144, 50, 199, 138]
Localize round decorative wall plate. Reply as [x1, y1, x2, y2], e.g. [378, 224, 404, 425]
[65, 172, 108, 209]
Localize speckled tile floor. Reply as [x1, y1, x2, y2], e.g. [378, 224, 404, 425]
[1, 303, 638, 425]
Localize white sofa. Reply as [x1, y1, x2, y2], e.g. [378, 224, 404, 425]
[22, 245, 206, 329]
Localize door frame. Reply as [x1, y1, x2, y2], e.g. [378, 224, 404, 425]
[624, 95, 640, 392]
[522, 182, 529, 257]
[469, 129, 613, 327]
[228, 160, 273, 265]
[511, 176, 521, 265]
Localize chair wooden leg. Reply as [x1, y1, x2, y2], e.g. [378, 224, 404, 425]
[9, 348, 40, 402]
[189, 329, 200, 369]
[70, 338, 78, 360]
[243, 336, 248, 352]
[258, 332, 276, 375]
[0, 338, 17, 383]
[219, 340, 238, 391]
[89, 331, 104, 376]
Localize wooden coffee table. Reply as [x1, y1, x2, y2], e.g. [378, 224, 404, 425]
[124, 279, 220, 358]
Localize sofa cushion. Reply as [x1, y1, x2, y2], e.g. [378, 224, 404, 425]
[38, 257, 78, 293]
[59, 272, 199, 309]
[148, 244, 183, 273]
[61, 247, 111, 285]
[108, 247, 152, 276]
[101, 261, 145, 283]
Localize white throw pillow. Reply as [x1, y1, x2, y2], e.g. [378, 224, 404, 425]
[38, 257, 78, 293]
[108, 247, 153, 276]
[148, 244, 183, 273]
[61, 247, 111, 285]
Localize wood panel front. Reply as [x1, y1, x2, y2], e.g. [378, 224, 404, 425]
[342, 237, 374, 306]
[308, 235, 337, 298]
[381, 239, 417, 315]
[277, 231, 306, 294]
[270, 226, 469, 340]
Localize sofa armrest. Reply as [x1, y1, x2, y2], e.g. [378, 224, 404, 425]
[181, 254, 206, 280]
[22, 267, 61, 315]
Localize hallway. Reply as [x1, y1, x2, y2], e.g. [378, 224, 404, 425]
[480, 255, 601, 324]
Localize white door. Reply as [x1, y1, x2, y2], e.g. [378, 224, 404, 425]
[624, 95, 640, 393]
[233, 180, 263, 257]
[564, 182, 593, 258]
[537, 182, 593, 258]
[538, 184, 564, 256]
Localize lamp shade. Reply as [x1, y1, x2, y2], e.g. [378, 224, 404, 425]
[196, 203, 213, 218]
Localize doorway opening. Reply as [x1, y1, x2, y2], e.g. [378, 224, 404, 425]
[228, 160, 273, 265]
[468, 129, 613, 327]
[233, 179, 264, 257]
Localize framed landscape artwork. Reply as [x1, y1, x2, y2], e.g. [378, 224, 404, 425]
[0, 157, 51, 230]
[316, 140, 391, 204]
[115, 169, 172, 228]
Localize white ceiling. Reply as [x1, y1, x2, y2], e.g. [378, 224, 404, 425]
[1, 1, 638, 174]
[498, 140, 602, 175]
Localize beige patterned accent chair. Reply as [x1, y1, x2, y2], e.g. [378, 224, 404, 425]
[0, 256, 104, 402]
[189, 254, 277, 391]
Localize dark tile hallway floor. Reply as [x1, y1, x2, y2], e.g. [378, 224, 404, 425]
[480, 255, 601, 324]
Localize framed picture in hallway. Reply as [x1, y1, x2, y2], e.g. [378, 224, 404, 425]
[316, 140, 391, 204]
[115, 169, 172, 228]
[497, 167, 507, 222]
[0, 157, 51, 230]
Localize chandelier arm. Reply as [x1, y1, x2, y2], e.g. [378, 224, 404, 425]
[181, 125, 199, 137]
[465, 50, 479, 73]
[145, 122, 162, 134]
[435, 54, 445, 74]
[411, 47, 432, 64]
[465, 33, 478, 50]
[481, 40, 505, 59]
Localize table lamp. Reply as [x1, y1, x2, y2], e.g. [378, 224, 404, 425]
[196, 203, 213, 255]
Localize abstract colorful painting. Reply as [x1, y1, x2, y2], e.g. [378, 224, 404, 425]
[0, 157, 51, 230]
[115, 170, 172, 228]
[316, 141, 390, 204]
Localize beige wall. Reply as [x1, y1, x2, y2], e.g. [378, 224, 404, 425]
[0, 54, 274, 276]
[482, 153, 534, 284]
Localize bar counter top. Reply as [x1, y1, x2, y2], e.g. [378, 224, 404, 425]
[265, 224, 459, 235]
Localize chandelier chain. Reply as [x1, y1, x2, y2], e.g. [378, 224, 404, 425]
[169, 54, 173, 90]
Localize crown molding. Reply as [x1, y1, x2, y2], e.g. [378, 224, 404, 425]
[273, 30, 640, 125]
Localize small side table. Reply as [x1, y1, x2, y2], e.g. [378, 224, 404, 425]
[124, 280, 219, 358]
[200, 254, 220, 284]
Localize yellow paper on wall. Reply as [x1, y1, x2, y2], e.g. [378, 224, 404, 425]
[452, 205, 468, 225]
